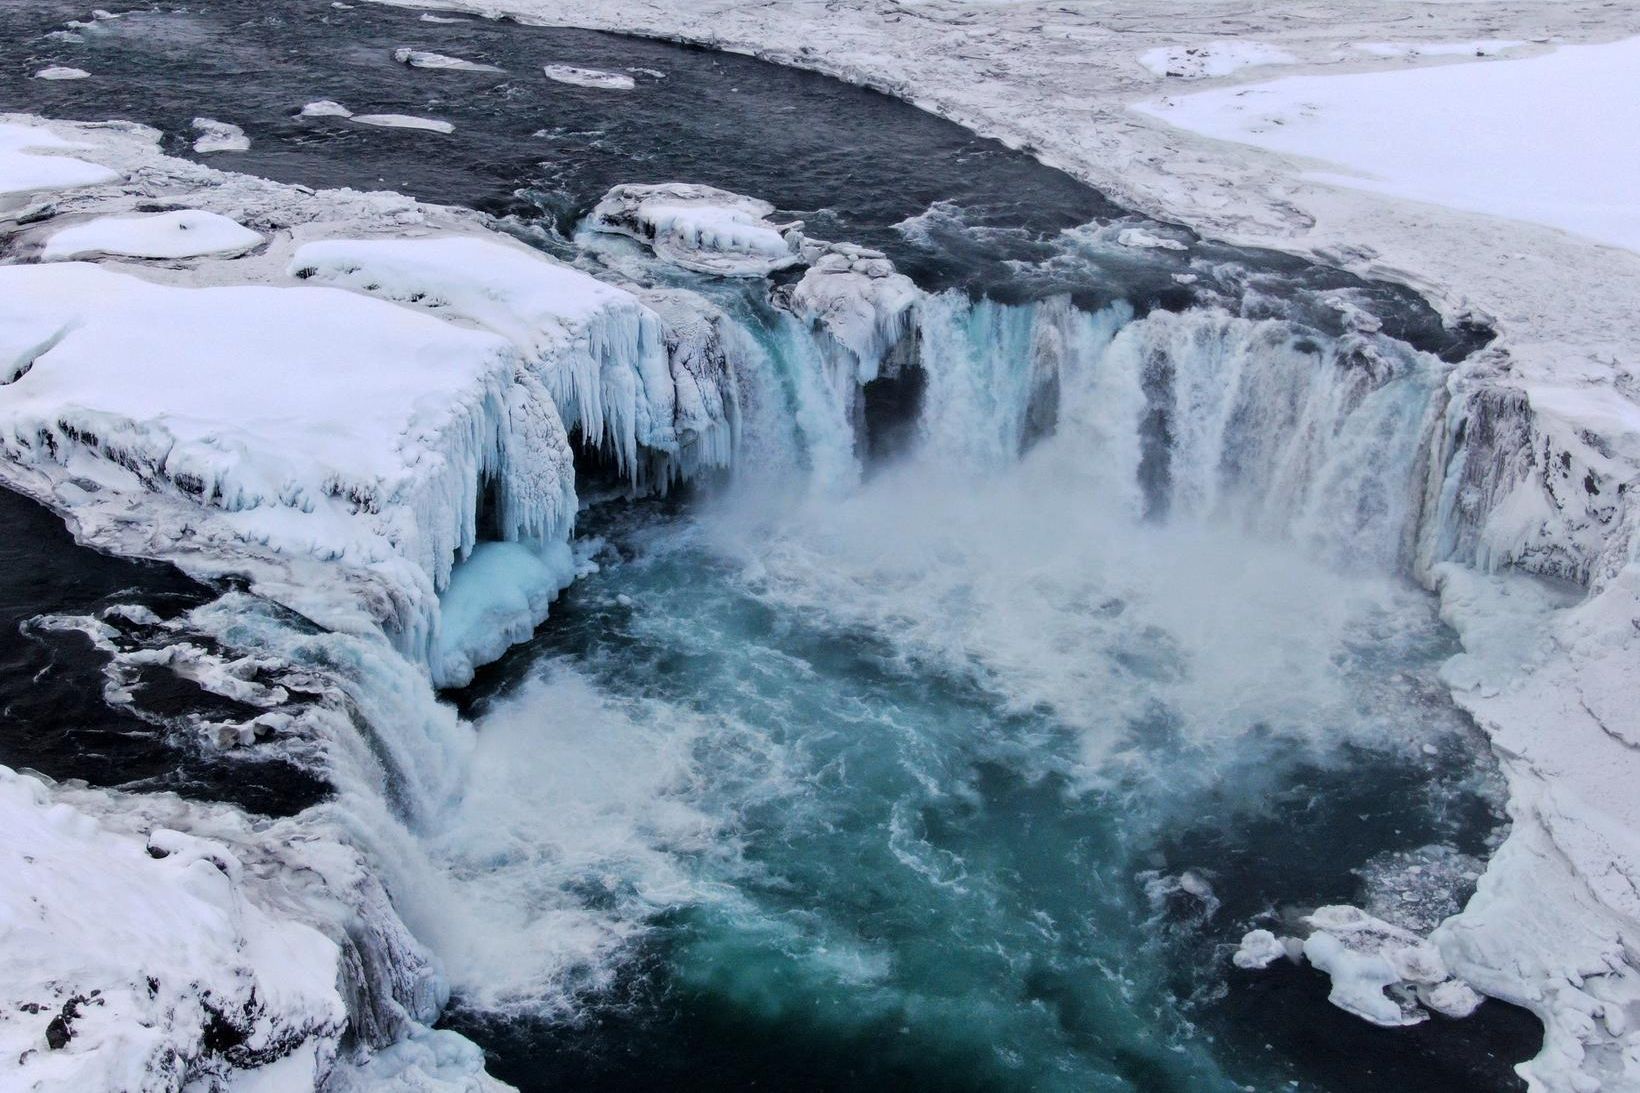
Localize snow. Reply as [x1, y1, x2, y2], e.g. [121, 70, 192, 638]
[351, 113, 455, 133]
[34, 66, 90, 80]
[0, 768, 346, 1090]
[289, 235, 680, 479]
[41, 209, 263, 260]
[1354, 40, 1525, 59]
[1135, 37, 1640, 253]
[0, 120, 119, 208]
[585, 182, 803, 277]
[392, 47, 502, 72]
[542, 64, 635, 90]
[191, 118, 250, 154]
[300, 99, 354, 118]
[1137, 41, 1296, 80]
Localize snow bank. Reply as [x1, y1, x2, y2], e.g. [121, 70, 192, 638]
[392, 46, 502, 72]
[42, 209, 263, 260]
[352, 113, 454, 133]
[34, 66, 90, 80]
[1136, 37, 1640, 252]
[0, 120, 119, 209]
[190, 118, 249, 154]
[585, 182, 804, 277]
[542, 64, 634, 90]
[1137, 41, 1295, 80]
[289, 235, 680, 479]
[0, 768, 345, 1090]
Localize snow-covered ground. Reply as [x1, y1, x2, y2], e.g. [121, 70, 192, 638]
[359, 2, 1640, 1090]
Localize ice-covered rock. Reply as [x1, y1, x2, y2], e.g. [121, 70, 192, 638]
[780, 243, 921, 383]
[190, 118, 249, 154]
[585, 182, 804, 277]
[392, 47, 503, 73]
[41, 209, 263, 260]
[351, 114, 454, 133]
[0, 261, 569, 664]
[0, 767, 346, 1090]
[0, 120, 119, 208]
[34, 66, 90, 80]
[542, 64, 635, 90]
[289, 235, 679, 480]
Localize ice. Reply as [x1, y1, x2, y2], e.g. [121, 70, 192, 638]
[780, 243, 920, 384]
[1136, 37, 1640, 252]
[0, 120, 119, 208]
[542, 64, 635, 90]
[289, 235, 682, 480]
[0, 768, 346, 1089]
[1300, 906, 1482, 1026]
[190, 117, 250, 154]
[352, 114, 455, 133]
[1232, 929, 1289, 970]
[392, 47, 502, 72]
[299, 99, 354, 118]
[42, 209, 263, 260]
[585, 182, 804, 277]
[33, 66, 90, 80]
[433, 540, 576, 688]
[0, 260, 571, 667]
[1354, 40, 1525, 59]
[1137, 41, 1296, 80]
[1115, 227, 1187, 251]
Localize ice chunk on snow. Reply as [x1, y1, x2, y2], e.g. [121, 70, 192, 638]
[34, 66, 90, 80]
[190, 118, 249, 154]
[300, 99, 354, 118]
[0, 767, 346, 1089]
[392, 47, 502, 73]
[351, 114, 454, 133]
[42, 210, 262, 260]
[1138, 41, 1296, 79]
[433, 539, 575, 688]
[586, 182, 803, 277]
[0, 120, 119, 207]
[542, 64, 635, 90]
[781, 242, 920, 383]
[1136, 36, 1640, 252]
[290, 235, 680, 478]
[1232, 929, 1290, 970]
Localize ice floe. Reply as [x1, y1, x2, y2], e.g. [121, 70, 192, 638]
[542, 63, 635, 90]
[299, 99, 354, 118]
[41, 209, 263, 260]
[190, 117, 249, 154]
[33, 65, 90, 80]
[392, 46, 502, 72]
[350, 113, 455, 133]
[0, 119, 119, 208]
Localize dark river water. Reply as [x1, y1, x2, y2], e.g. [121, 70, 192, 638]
[0, 1, 1533, 1090]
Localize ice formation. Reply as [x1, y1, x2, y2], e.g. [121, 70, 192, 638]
[41, 209, 263, 260]
[351, 113, 454, 133]
[392, 46, 502, 72]
[190, 117, 249, 154]
[779, 242, 920, 384]
[585, 182, 804, 277]
[542, 64, 635, 90]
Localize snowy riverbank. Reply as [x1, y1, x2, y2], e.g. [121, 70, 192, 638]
[356, 2, 1640, 1089]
